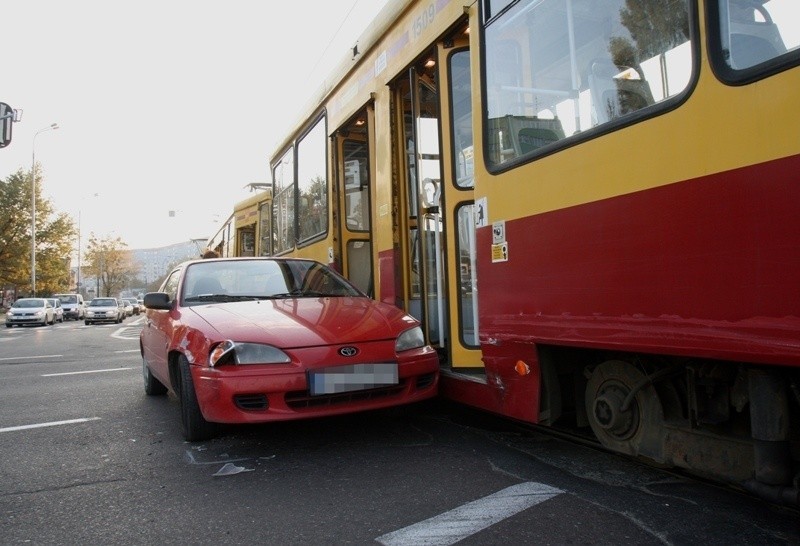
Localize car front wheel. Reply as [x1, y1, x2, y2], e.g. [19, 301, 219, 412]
[143, 356, 168, 396]
[178, 355, 216, 441]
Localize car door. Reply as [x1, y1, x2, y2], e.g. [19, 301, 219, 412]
[141, 268, 182, 388]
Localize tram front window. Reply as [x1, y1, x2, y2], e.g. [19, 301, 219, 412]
[482, 0, 692, 168]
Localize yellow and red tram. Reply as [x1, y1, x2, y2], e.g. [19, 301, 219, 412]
[225, 0, 800, 502]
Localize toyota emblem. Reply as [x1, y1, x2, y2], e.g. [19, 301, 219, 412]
[338, 346, 359, 357]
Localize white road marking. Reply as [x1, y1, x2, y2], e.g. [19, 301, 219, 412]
[0, 354, 63, 362]
[376, 482, 563, 546]
[0, 417, 101, 433]
[42, 367, 133, 377]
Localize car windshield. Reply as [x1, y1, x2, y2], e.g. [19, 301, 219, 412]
[12, 299, 44, 308]
[90, 299, 115, 307]
[57, 295, 77, 304]
[182, 259, 362, 304]
[47, 299, 58, 306]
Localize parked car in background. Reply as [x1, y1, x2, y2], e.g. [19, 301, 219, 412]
[46, 298, 64, 323]
[119, 299, 133, 317]
[6, 298, 55, 327]
[140, 257, 440, 441]
[54, 293, 85, 320]
[124, 298, 140, 315]
[85, 298, 123, 325]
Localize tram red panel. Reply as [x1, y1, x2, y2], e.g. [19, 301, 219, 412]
[477, 154, 800, 366]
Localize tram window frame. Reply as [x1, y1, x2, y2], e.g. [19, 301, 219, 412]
[480, 0, 699, 173]
[296, 114, 329, 246]
[271, 147, 295, 255]
[707, 0, 800, 85]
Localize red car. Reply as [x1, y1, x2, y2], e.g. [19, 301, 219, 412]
[140, 257, 439, 440]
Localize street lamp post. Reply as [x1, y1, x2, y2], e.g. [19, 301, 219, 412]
[76, 193, 99, 296]
[31, 122, 59, 296]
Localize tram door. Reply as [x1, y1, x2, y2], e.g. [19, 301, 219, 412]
[393, 24, 481, 367]
[334, 107, 374, 296]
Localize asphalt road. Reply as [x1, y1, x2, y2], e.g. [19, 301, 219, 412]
[1, 316, 798, 545]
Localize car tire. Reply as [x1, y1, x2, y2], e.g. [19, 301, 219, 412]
[5, 324, 10, 328]
[143, 356, 168, 396]
[85, 320, 92, 325]
[178, 355, 216, 441]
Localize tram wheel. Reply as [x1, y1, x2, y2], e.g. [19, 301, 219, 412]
[585, 359, 665, 461]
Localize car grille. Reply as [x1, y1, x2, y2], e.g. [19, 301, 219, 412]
[234, 394, 269, 411]
[284, 380, 408, 409]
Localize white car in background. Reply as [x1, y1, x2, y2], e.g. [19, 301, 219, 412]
[85, 297, 124, 325]
[5, 298, 55, 327]
[46, 298, 65, 323]
[54, 293, 85, 320]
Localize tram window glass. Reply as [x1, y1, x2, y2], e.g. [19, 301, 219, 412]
[456, 203, 479, 347]
[272, 148, 295, 254]
[713, 0, 800, 75]
[483, 0, 692, 168]
[258, 201, 271, 256]
[344, 140, 370, 231]
[297, 118, 328, 243]
[449, 49, 474, 189]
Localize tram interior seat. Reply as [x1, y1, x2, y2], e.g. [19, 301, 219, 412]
[588, 59, 654, 125]
[727, 2, 787, 69]
[487, 114, 565, 163]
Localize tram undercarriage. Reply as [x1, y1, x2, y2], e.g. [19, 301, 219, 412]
[537, 347, 800, 506]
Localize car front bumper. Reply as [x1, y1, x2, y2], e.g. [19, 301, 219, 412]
[86, 313, 119, 322]
[191, 348, 440, 424]
[6, 316, 47, 326]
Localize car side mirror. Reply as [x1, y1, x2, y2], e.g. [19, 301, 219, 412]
[143, 292, 172, 310]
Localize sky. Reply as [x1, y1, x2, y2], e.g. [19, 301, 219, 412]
[1, 0, 390, 251]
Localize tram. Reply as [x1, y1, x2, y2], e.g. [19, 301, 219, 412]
[206, 189, 272, 258]
[226, 0, 800, 503]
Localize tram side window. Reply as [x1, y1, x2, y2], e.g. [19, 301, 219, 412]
[344, 141, 370, 231]
[449, 49, 474, 189]
[258, 201, 271, 256]
[713, 0, 799, 75]
[483, 0, 693, 168]
[297, 118, 328, 243]
[272, 148, 295, 254]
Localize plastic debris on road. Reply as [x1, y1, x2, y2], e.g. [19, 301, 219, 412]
[213, 462, 255, 477]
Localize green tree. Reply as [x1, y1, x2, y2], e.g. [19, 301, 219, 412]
[0, 167, 76, 296]
[84, 234, 138, 297]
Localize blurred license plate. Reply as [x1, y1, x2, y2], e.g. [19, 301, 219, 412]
[309, 363, 398, 395]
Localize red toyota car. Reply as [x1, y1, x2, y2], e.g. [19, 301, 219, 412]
[140, 257, 439, 440]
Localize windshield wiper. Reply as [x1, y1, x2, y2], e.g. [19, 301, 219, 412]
[268, 289, 333, 298]
[184, 294, 261, 303]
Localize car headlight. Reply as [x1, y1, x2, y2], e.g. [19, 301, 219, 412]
[396, 326, 425, 352]
[209, 340, 291, 367]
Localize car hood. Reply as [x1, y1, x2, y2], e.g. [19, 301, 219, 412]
[186, 297, 414, 348]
